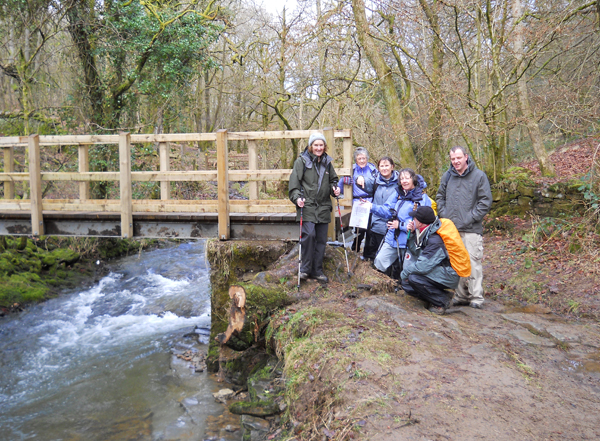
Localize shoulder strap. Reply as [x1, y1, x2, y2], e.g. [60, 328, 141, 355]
[442, 171, 451, 187]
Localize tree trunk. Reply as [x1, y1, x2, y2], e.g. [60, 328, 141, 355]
[418, 0, 444, 185]
[513, 0, 555, 177]
[351, 0, 416, 169]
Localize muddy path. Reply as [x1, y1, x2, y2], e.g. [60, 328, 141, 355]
[208, 218, 600, 441]
[276, 279, 600, 440]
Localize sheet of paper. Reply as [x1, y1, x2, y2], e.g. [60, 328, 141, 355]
[349, 201, 372, 229]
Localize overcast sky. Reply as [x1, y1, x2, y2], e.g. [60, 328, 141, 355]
[256, 0, 299, 15]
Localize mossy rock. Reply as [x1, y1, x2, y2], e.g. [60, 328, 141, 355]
[241, 283, 293, 318]
[42, 254, 57, 268]
[26, 240, 39, 252]
[0, 272, 48, 307]
[516, 185, 535, 198]
[97, 238, 140, 260]
[500, 166, 535, 182]
[207, 320, 229, 372]
[48, 248, 80, 265]
[229, 399, 280, 417]
[222, 347, 272, 386]
[0, 255, 14, 275]
[16, 236, 27, 251]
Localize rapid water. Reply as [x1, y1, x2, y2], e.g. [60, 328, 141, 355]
[0, 241, 223, 441]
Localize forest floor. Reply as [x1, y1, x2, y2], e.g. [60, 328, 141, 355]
[222, 139, 600, 441]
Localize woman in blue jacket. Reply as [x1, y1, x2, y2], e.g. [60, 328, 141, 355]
[340, 147, 377, 252]
[371, 168, 432, 277]
[363, 156, 399, 261]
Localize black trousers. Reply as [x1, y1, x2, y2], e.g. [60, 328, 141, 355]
[351, 227, 367, 252]
[300, 221, 329, 276]
[363, 230, 385, 261]
[401, 274, 453, 308]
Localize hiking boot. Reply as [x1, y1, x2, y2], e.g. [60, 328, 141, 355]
[451, 299, 470, 307]
[428, 305, 446, 315]
[314, 274, 329, 283]
[470, 302, 483, 309]
[299, 272, 309, 280]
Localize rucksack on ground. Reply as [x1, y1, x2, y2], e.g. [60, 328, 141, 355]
[437, 218, 471, 277]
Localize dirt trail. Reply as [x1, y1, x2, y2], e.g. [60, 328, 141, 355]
[276, 269, 600, 441]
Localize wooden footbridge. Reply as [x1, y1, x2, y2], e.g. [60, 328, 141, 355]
[0, 129, 353, 240]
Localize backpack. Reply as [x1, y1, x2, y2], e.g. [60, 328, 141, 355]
[436, 218, 471, 277]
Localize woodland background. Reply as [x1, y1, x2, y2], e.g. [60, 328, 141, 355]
[1, 0, 599, 195]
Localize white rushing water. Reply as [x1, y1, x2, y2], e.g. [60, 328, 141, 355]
[0, 240, 222, 441]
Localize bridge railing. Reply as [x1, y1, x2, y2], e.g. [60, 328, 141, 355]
[0, 129, 353, 239]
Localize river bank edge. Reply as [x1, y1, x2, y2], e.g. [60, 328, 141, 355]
[0, 235, 166, 314]
[204, 225, 600, 441]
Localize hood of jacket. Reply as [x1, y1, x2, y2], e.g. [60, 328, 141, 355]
[398, 182, 424, 203]
[449, 159, 476, 178]
[301, 148, 333, 170]
[375, 170, 399, 187]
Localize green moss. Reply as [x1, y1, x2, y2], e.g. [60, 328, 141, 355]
[0, 272, 48, 307]
[241, 283, 292, 317]
[48, 248, 80, 265]
[0, 255, 13, 275]
[42, 255, 56, 267]
[0, 236, 158, 309]
[228, 399, 280, 417]
[500, 166, 535, 185]
[207, 320, 229, 372]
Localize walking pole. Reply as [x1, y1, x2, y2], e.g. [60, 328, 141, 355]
[297, 190, 304, 291]
[406, 202, 419, 242]
[335, 193, 352, 277]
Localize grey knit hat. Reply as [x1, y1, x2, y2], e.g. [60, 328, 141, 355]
[308, 133, 327, 147]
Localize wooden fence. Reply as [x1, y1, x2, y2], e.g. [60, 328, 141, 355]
[0, 129, 353, 239]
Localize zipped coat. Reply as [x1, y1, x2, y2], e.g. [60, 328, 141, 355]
[436, 160, 492, 235]
[289, 148, 339, 223]
[400, 218, 460, 289]
[370, 176, 432, 249]
[369, 170, 399, 235]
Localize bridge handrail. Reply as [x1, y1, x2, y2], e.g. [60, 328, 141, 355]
[0, 129, 353, 239]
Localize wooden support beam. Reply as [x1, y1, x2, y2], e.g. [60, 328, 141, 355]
[159, 142, 170, 200]
[248, 140, 258, 200]
[3, 146, 14, 199]
[28, 135, 44, 236]
[323, 128, 336, 241]
[216, 129, 230, 240]
[119, 132, 133, 238]
[343, 132, 353, 202]
[78, 144, 89, 200]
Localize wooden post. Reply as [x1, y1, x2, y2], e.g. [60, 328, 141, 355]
[159, 141, 170, 200]
[119, 132, 133, 238]
[78, 144, 89, 200]
[216, 129, 230, 240]
[323, 128, 336, 241]
[28, 135, 44, 236]
[248, 140, 258, 200]
[3, 146, 14, 199]
[343, 132, 353, 201]
[323, 128, 335, 165]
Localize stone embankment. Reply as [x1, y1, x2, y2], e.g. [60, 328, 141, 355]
[491, 166, 588, 217]
[205, 240, 600, 441]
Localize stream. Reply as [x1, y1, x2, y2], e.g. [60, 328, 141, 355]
[0, 241, 224, 441]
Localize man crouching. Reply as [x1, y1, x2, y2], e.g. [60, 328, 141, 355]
[400, 206, 459, 315]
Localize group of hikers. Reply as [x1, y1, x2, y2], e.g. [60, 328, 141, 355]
[288, 132, 493, 314]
